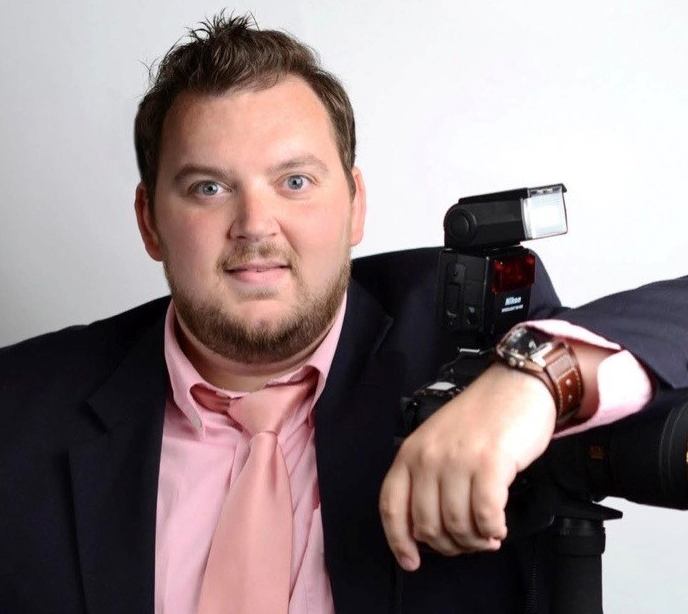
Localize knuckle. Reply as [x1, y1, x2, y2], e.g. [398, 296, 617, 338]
[413, 522, 440, 542]
[397, 439, 420, 461]
[447, 518, 473, 541]
[443, 512, 469, 536]
[448, 525, 471, 542]
[473, 504, 497, 526]
[446, 444, 467, 466]
[378, 498, 399, 521]
[476, 447, 499, 469]
[416, 444, 442, 469]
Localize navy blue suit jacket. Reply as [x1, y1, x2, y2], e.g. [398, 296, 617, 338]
[2, 247, 688, 613]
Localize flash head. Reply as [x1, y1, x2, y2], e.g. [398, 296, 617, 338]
[444, 183, 568, 249]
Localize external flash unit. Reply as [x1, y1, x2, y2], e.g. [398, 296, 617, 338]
[444, 183, 568, 249]
[437, 183, 568, 341]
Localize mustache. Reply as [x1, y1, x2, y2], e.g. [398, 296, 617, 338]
[216, 243, 296, 271]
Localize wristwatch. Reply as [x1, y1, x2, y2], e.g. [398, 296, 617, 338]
[495, 325, 584, 426]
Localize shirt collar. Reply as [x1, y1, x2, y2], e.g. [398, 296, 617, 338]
[163, 295, 347, 437]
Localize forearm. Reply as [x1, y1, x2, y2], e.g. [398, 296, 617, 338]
[524, 320, 654, 435]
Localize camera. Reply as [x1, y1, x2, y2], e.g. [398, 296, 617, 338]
[400, 183, 568, 436]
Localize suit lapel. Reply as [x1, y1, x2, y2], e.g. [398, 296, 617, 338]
[316, 281, 407, 614]
[69, 315, 167, 614]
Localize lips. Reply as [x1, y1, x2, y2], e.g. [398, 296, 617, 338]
[227, 263, 289, 273]
[224, 261, 290, 285]
[227, 261, 289, 273]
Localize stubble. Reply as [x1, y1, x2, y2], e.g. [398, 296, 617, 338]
[164, 243, 350, 364]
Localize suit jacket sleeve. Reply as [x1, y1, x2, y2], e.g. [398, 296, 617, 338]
[528, 254, 688, 389]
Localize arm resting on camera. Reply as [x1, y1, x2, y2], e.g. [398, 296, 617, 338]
[526, 319, 654, 436]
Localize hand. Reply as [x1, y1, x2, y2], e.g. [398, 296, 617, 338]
[378, 363, 556, 571]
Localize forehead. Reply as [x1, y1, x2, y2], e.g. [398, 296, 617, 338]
[158, 76, 339, 168]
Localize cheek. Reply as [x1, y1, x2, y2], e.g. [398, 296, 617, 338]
[299, 202, 352, 249]
[296, 219, 349, 267]
[292, 213, 351, 287]
[159, 216, 224, 278]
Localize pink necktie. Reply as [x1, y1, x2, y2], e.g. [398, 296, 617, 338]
[194, 374, 317, 614]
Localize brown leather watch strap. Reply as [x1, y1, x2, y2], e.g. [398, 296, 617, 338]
[530, 342, 584, 425]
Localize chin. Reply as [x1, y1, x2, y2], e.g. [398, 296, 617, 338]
[224, 303, 294, 331]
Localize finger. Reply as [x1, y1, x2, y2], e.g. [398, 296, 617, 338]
[439, 472, 498, 551]
[410, 467, 464, 556]
[470, 455, 516, 541]
[379, 464, 420, 571]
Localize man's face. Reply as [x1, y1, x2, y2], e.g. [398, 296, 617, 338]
[135, 76, 366, 364]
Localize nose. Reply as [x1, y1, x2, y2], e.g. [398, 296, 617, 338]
[229, 187, 280, 242]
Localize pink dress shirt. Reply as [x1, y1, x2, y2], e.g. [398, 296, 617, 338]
[155, 298, 346, 614]
[154, 298, 653, 614]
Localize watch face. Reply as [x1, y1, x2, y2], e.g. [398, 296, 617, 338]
[503, 326, 551, 356]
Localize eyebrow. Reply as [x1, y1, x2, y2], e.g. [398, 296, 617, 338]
[172, 155, 330, 185]
[267, 155, 330, 176]
[173, 164, 231, 185]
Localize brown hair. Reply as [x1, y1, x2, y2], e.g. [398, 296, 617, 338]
[134, 12, 357, 204]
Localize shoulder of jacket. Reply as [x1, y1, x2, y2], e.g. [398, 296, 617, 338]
[0, 296, 170, 376]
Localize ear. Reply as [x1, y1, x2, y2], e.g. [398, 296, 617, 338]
[134, 182, 164, 261]
[348, 166, 367, 247]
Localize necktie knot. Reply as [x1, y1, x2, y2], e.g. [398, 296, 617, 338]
[230, 372, 317, 437]
[190, 370, 318, 437]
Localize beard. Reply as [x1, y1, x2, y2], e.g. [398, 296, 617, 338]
[163, 242, 350, 365]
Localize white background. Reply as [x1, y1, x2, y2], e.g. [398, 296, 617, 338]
[1, 0, 687, 611]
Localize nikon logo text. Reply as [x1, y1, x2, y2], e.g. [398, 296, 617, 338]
[504, 296, 522, 306]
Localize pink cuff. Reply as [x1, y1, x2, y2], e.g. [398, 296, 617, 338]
[524, 320, 653, 437]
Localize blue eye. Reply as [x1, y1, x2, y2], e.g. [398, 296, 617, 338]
[286, 175, 308, 190]
[194, 182, 221, 196]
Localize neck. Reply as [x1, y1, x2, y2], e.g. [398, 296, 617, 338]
[174, 316, 331, 392]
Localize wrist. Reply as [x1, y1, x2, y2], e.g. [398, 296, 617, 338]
[495, 325, 584, 426]
[483, 363, 558, 433]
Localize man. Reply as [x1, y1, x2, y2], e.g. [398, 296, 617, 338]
[2, 12, 688, 614]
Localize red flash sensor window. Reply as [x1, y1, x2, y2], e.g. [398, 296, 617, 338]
[492, 254, 536, 293]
